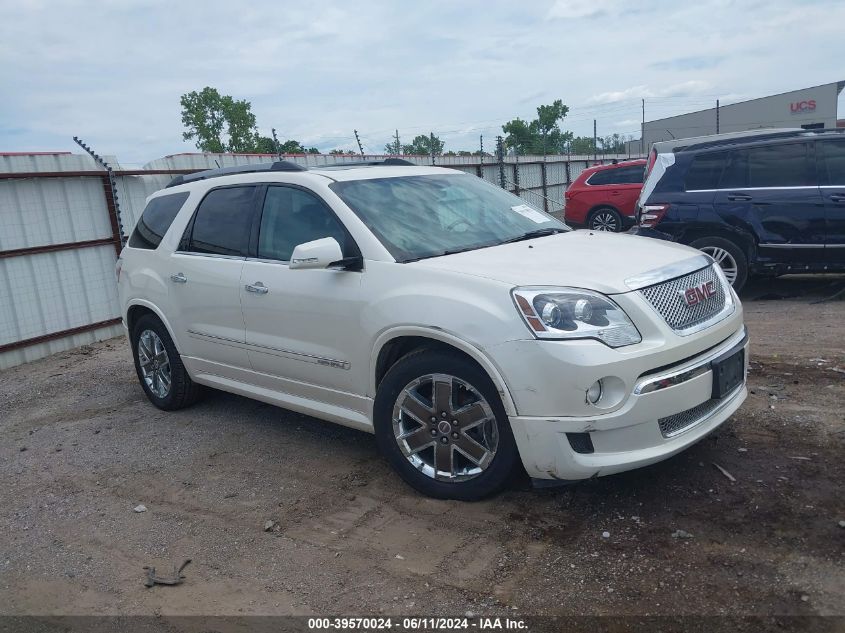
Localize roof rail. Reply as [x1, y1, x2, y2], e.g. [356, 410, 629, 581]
[166, 160, 306, 188]
[315, 158, 416, 168]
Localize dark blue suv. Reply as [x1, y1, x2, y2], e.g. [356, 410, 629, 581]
[632, 129, 845, 291]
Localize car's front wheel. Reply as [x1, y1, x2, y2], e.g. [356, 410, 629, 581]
[373, 349, 519, 500]
[589, 207, 623, 232]
[131, 313, 203, 410]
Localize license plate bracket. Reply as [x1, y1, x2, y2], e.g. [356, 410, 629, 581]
[711, 346, 745, 399]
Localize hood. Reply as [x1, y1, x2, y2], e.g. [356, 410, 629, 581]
[410, 230, 704, 294]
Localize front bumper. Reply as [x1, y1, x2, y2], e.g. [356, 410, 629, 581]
[507, 326, 749, 480]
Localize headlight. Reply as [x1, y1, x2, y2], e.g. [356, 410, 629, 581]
[512, 287, 642, 348]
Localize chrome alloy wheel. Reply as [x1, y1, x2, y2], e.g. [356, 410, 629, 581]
[699, 246, 739, 286]
[392, 373, 498, 482]
[137, 329, 171, 399]
[591, 211, 618, 231]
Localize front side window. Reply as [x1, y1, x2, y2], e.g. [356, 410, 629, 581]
[128, 192, 189, 249]
[330, 174, 567, 262]
[184, 186, 256, 256]
[720, 143, 813, 189]
[817, 140, 845, 185]
[258, 186, 351, 261]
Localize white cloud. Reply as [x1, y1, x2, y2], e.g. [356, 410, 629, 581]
[0, 0, 843, 161]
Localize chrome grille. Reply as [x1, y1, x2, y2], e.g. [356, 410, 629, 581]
[639, 265, 727, 332]
[658, 386, 741, 438]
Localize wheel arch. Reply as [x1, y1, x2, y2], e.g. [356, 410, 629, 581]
[371, 327, 517, 417]
[679, 226, 757, 263]
[587, 203, 621, 217]
[125, 300, 181, 351]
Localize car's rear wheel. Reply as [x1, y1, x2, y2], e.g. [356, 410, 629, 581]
[373, 349, 519, 500]
[690, 236, 748, 291]
[131, 313, 203, 410]
[589, 207, 623, 232]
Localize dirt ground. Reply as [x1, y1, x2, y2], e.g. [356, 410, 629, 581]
[0, 276, 843, 625]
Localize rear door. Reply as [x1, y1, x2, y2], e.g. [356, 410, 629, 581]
[589, 165, 644, 218]
[713, 141, 825, 265]
[168, 185, 259, 370]
[816, 138, 845, 264]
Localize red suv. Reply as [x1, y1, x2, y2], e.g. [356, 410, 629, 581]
[564, 159, 646, 232]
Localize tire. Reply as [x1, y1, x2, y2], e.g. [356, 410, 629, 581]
[689, 236, 748, 291]
[131, 313, 203, 410]
[588, 207, 623, 232]
[373, 349, 519, 501]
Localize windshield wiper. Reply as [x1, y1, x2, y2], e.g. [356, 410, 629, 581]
[502, 227, 567, 244]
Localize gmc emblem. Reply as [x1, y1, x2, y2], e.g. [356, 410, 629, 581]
[680, 280, 716, 306]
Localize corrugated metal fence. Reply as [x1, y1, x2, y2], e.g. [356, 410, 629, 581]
[0, 151, 638, 370]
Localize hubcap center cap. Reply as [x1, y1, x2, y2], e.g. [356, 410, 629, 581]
[437, 420, 452, 434]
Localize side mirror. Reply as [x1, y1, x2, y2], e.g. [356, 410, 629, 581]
[289, 237, 344, 270]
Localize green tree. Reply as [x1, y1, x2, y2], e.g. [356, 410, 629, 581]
[402, 134, 445, 156]
[569, 136, 597, 155]
[180, 87, 258, 152]
[502, 99, 570, 155]
[329, 148, 353, 155]
[278, 140, 306, 153]
[253, 136, 278, 154]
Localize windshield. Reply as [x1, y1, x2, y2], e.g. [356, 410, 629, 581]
[330, 174, 568, 262]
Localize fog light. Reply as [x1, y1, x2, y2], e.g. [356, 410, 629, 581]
[586, 379, 603, 405]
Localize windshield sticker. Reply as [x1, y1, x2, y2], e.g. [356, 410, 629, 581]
[511, 204, 547, 224]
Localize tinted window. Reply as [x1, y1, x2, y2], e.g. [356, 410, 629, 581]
[684, 152, 728, 190]
[128, 192, 189, 249]
[720, 143, 812, 188]
[588, 166, 643, 186]
[186, 186, 255, 256]
[258, 187, 351, 261]
[818, 140, 845, 185]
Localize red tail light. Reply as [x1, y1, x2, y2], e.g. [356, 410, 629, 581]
[639, 204, 669, 228]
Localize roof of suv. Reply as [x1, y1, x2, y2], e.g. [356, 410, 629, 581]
[652, 128, 845, 156]
[165, 159, 453, 188]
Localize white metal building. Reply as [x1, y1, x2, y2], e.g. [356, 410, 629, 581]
[641, 81, 844, 150]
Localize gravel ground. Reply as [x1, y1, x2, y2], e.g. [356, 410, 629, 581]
[0, 276, 843, 624]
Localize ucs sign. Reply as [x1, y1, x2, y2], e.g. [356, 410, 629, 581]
[790, 100, 816, 114]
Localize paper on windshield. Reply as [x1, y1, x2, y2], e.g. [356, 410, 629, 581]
[511, 204, 547, 224]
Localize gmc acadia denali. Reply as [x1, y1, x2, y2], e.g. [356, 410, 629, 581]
[117, 160, 748, 500]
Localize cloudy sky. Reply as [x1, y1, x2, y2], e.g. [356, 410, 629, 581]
[1, 0, 843, 165]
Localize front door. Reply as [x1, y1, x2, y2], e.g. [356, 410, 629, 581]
[714, 141, 825, 266]
[168, 185, 259, 370]
[817, 138, 845, 265]
[240, 185, 366, 398]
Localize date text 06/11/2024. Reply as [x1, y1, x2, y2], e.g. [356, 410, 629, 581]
[307, 617, 529, 630]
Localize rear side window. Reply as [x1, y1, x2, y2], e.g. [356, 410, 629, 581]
[128, 192, 189, 250]
[721, 143, 813, 188]
[684, 152, 728, 190]
[817, 140, 845, 185]
[183, 186, 256, 256]
[588, 165, 644, 185]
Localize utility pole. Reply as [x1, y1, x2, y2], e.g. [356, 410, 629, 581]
[593, 119, 598, 162]
[716, 100, 720, 134]
[271, 128, 282, 159]
[393, 129, 401, 155]
[496, 135, 506, 189]
[354, 129, 364, 157]
[430, 132, 436, 166]
[641, 98, 645, 156]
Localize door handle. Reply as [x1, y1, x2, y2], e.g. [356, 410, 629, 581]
[170, 273, 187, 283]
[830, 194, 845, 203]
[245, 282, 269, 295]
[727, 194, 752, 202]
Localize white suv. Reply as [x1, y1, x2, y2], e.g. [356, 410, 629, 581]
[117, 160, 748, 500]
